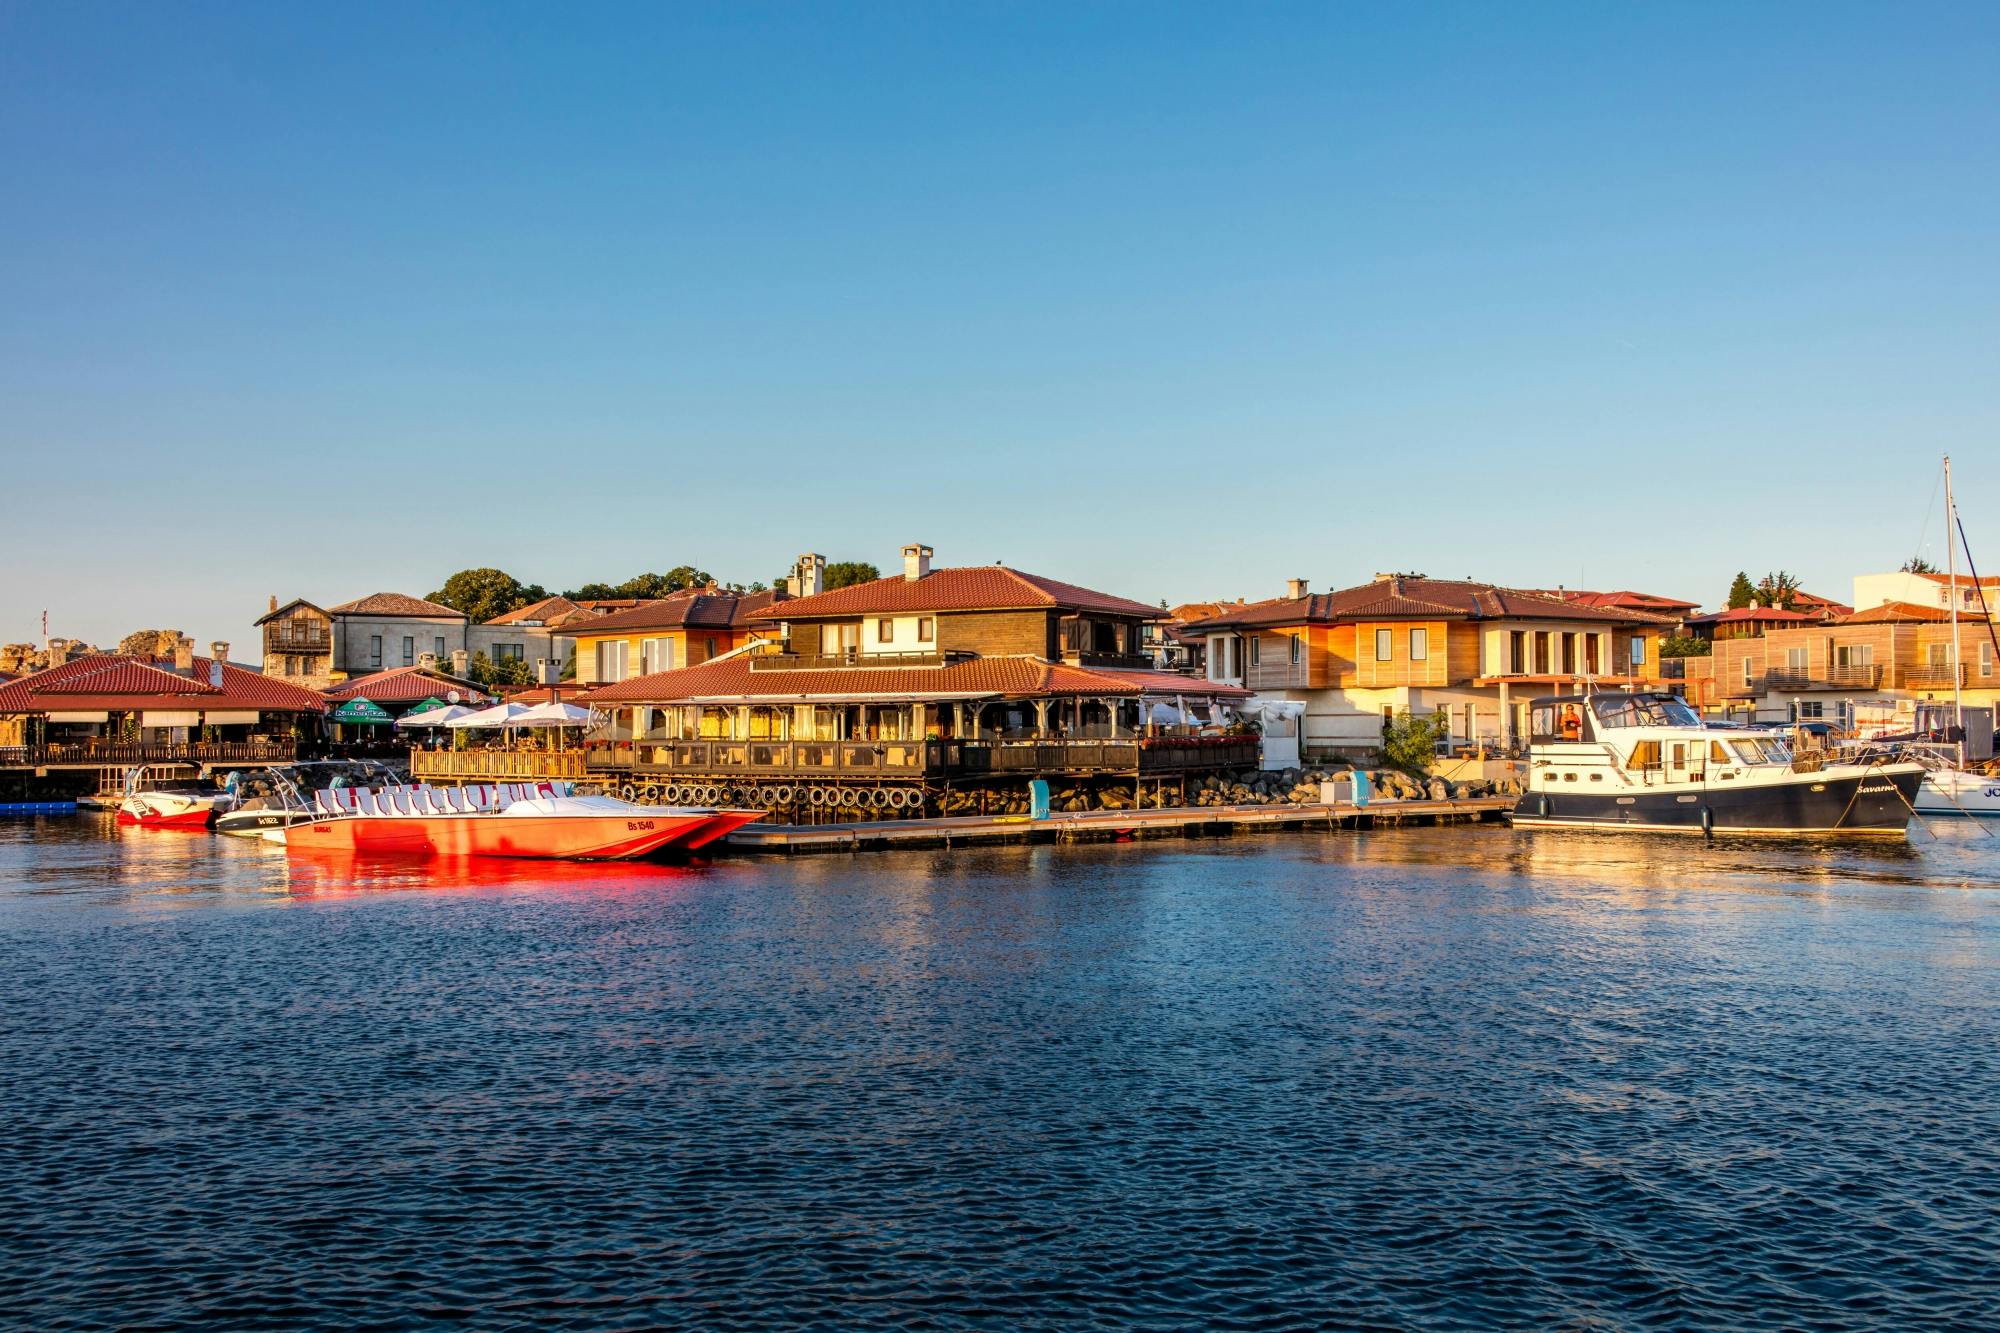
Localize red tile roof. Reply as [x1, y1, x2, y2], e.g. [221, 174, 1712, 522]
[1912, 571, 2000, 587]
[1531, 589, 1700, 615]
[1840, 601, 1954, 624]
[484, 595, 585, 626]
[324, 666, 491, 704]
[1186, 578, 1654, 630]
[576, 589, 785, 635]
[751, 567, 1159, 620]
[1686, 606, 1818, 626]
[588, 654, 1247, 703]
[327, 592, 465, 619]
[0, 655, 329, 714]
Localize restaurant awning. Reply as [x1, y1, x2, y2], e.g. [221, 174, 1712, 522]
[332, 698, 394, 725]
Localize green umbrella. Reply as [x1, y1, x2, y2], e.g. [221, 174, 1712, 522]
[332, 698, 393, 725]
[403, 697, 449, 716]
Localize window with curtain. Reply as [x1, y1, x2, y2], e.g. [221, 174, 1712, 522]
[1409, 628, 1427, 661]
[1375, 629, 1393, 661]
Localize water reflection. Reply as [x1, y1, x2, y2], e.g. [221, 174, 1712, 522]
[0, 814, 1996, 1330]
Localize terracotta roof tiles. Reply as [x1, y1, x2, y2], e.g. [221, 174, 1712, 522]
[577, 589, 785, 635]
[0, 655, 329, 714]
[751, 567, 1159, 620]
[327, 592, 465, 619]
[324, 666, 492, 704]
[1184, 578, 1654, 630]
[587, 654, 1246, 703]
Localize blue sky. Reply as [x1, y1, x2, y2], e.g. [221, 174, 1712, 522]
[3, 2, 1996, 652]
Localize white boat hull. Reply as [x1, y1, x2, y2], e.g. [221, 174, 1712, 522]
[1913, 769, 2000, 816]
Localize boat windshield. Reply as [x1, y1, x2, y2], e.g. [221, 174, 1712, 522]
[1589, 694, 1701, 730]
[1729, 736, 1793, 766]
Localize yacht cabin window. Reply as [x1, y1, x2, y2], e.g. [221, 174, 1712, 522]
[1588, 694, 1699, 730]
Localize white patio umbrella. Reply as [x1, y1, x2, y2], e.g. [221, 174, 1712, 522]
[444, 702, 537, 730]
[394, 704, 475, 729]
[507, 701, 595, 727]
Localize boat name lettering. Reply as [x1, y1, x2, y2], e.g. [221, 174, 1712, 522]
[1858, 783, 1898, 795]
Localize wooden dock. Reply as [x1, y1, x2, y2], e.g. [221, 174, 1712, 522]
[725, 796, 1513, 854]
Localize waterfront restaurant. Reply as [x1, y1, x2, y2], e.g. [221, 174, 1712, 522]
[415, 546, 1257, 811]
[581, 653, 1254, 812]
[0, 644, 328, 766]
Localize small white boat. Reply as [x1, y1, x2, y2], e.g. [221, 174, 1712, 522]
[1913, 767, 2000, 817]
[116, 766, 236, 830]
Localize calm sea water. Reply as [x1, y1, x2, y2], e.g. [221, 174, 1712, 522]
[2, 817, 1997, 1331]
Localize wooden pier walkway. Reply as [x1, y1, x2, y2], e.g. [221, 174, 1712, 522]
[726, 796, 1513, 854]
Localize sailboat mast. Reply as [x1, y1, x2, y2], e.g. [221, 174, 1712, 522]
[1945, 454, 1964, 745]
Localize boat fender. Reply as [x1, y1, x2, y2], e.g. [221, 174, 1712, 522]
[867, 788, 888, 808]
[808, 786, 827, 806]
[620, 785, 636, 801]
[1700, 805, 1714, 835]
[658, 783, 679, 804]
[1536, 794, 1550, 818]
[698, 785, 719, 805]
[839, 788, 859, 808]
[772, 785, 794, 806]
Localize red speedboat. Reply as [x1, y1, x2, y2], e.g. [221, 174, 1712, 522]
[280, 782, 762, 861]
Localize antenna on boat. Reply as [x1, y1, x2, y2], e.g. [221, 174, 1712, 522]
[1946, 455, 1964, 752]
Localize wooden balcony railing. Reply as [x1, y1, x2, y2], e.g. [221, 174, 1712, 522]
[749, 650, 965, 671]
[576, 735, 1261, 779]
[409, 750, 590, 781]
[0, 740, 306, 769]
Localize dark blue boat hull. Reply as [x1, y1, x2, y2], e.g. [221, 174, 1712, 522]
[1511, 768, 1923, 833]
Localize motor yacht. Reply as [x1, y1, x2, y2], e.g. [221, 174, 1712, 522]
[1511, 692, 1924, 834]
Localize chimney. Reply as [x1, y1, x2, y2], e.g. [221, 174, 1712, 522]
[210, 641, 229, 666]
[1287, 578, 1308, 600]
[794, 553, 825, 598]
[172, 637, 194, 675]
[1391, 576, 1405, 598]
[450, 648, 469, 677]
[268, 594, 279, 614]
[1373, 572, 1395, 583]
[418, 651, 439, 669]
[902, 543, 933, 582]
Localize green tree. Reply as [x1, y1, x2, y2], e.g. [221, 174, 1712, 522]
[428, 569, 547, 624]
[1726, 572, 1756, 609]
[465, 650, 533, 688]
[563, 567, 714, 601]
[1902, 556, 1939, 574]
[1660, 632, 1711, 658]
[824, 561, 880, 590]
[1753, 570, 1801, 609]
[1380, 708, 1450, 773]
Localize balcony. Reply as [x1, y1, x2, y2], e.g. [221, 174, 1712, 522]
[409, 750, 589, 782]
[749, 650, 963, 671]
[573, 735, 1260, 780]
[0, 739, 306, 769]
[1904, 664, 1965, 689]
[263, 627, 332, 652]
